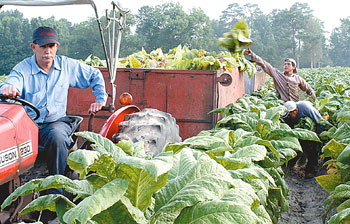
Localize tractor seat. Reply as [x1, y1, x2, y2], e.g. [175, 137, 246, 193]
[67, 115, 84, 149]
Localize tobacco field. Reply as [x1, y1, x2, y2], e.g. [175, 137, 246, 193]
[1, 61, 350, 223]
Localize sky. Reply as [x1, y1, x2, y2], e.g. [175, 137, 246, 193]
[1, 0, 349, 34]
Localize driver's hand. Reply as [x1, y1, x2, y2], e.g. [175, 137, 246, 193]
[2, 86, 21, 98]
[88, 102, 105, 115]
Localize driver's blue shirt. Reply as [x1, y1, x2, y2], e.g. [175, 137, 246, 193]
[0, 54, 107, 123]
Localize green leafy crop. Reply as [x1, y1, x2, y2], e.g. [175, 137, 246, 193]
[1, 126, 299, 224]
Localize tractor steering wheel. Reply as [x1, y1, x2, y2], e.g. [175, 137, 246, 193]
[0, 95, 40, 120]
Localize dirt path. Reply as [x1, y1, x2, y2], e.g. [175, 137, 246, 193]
[279, 166, 334, 224]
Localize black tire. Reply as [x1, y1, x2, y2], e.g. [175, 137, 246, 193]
[114, 108, 181, 157]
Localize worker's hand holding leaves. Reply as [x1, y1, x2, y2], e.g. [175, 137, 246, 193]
[244, 48, 253, 56]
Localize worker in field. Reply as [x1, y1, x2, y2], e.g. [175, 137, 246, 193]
[282, 100, 325, 178]
[282, 100, 325, 134]
[0, 26, 107, 191]
[244, 48, 316, 102]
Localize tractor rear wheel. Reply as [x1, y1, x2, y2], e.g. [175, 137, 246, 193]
[113, 108, 181, 157]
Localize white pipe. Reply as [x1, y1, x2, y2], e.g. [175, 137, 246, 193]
[0, 0, 92, 6]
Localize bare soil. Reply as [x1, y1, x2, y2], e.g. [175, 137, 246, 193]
[279, 164, 335, 224]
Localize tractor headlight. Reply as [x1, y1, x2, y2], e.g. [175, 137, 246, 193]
[119, 92, 133, 105]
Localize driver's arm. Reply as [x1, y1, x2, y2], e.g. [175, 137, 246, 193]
[68, 59, 107, 114]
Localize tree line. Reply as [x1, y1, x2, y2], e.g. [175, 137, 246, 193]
[0, 2, 349, 75]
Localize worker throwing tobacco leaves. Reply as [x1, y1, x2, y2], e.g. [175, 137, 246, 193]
[244, 48, 316, 102]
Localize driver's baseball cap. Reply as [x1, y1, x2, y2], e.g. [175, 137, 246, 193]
[32, 26, 59, 46]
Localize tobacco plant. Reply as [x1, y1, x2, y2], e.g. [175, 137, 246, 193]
[1, 131, 276, 224]
[298, 67, 350, 223]
[209, 94, 320, 222]
[1, 96, 321, 224]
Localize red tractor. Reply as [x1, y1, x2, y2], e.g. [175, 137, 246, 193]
[0, 1, 181, 222]
[0, 0, 263, 223]
[0, 97, 40, 223]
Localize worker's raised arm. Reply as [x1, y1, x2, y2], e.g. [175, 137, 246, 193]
[244, 48, 279, 78]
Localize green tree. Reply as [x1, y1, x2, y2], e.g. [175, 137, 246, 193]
[299, 18, 325, 68]
[0, 10, 31, 75]
[219, 3, 242, 31]
[136, 3, 187, 51]
[218, 3, 281, 67]
[219, 3, 262, 34]
[329, 17, 350, 67]
[182, 8, 215, 50]
[211, 19, 225, 39]
[250, 14, 280, 68]
[68, 18, 103, 60]
[209, 19, 227, 52]
[271, 3, 313, 66]
[135, 2, 214, 52]
[119, 13, 144, 57]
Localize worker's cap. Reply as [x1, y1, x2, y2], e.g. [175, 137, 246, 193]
[282, 101, 297, 118]
[285, 58, 296, 67]
[32, 26, 59, 46]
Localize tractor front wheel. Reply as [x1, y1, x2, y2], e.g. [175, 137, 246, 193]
[113, 108, 181, 157]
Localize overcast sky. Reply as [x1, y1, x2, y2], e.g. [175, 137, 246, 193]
[2, 0, 349, 34]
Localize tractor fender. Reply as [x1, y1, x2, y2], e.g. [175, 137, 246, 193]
[99, 105, 140, 140]
[0, 103, 38, 186]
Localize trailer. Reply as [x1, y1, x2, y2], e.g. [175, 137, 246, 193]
[67, 67, 266, 140]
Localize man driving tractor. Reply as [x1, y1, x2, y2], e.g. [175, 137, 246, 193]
[0, 26, 107, 193]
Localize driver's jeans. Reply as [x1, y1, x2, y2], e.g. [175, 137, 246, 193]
[38, 116, 74, 193]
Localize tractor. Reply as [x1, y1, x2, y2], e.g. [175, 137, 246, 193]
[0, 0, 265, 223]
[0, 1, 181, 222]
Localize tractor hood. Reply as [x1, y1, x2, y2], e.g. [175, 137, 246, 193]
[0, 0, 92, 6]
